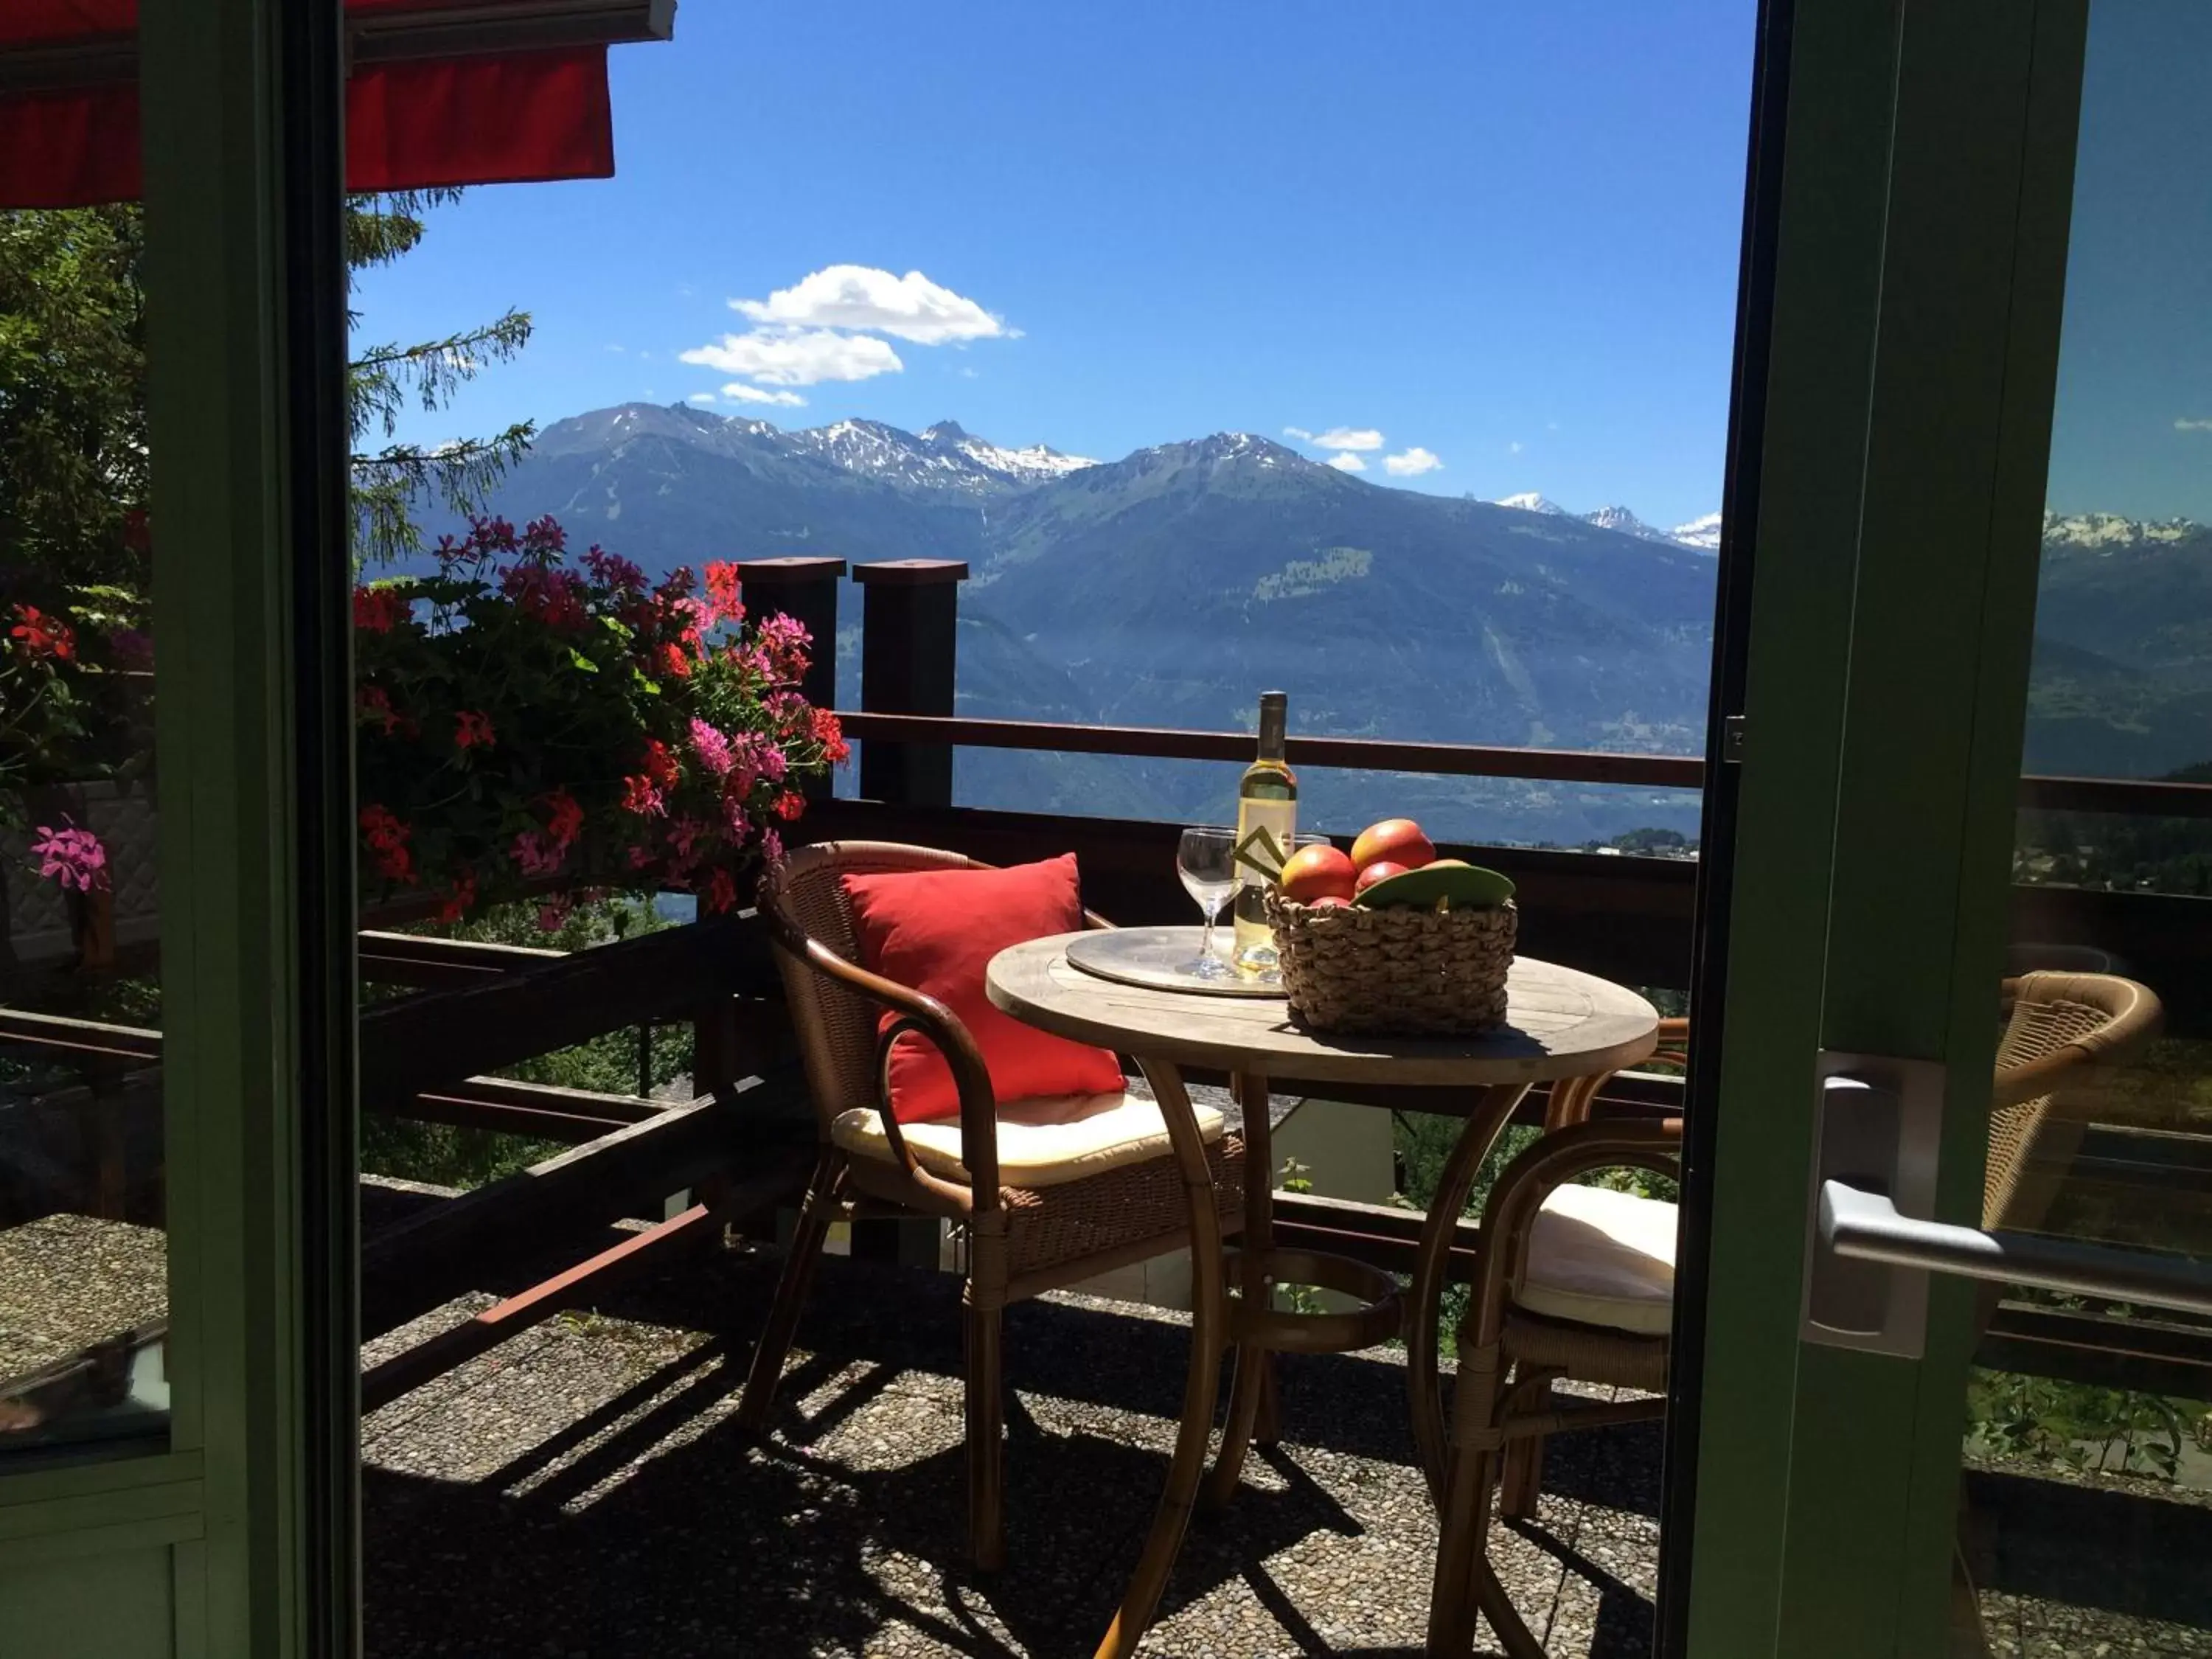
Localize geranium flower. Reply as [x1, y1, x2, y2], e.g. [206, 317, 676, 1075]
[621, 773, 665, 817]
[358, 805, 415, 883]
[773, 789, 807, 821]
[436, 870, 477, 923]
[512, 830, 563, 877]
[705, 867, 738, 914]
[667, 815, 709, 860]
[541, 789, 585, 850]
[538, 896, 574, 932]
[641, 737, 679, 789]
[10, 605, 76, 662]
[659, 641, 692, 679]
[810, 707, 850, 765]
[30, 823, 108, 893]
[703, 562, 743, 623]
[757, 612, 811, 680]
[453, 709, 496, 751]
[761, 827, 784, 863]
[357, 686, 401, 735]
[688, 717, 734, 777]
[352, 585, 408, 633]
[584, 545, 646, 593]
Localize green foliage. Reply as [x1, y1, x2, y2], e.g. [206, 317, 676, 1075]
[1964, 1366, 2212, 1483]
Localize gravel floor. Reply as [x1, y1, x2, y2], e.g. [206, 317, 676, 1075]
[359, 1234, 2212, 1658]
[363, 1242, 1660, 1658]
[0, 1211, 165, 1380]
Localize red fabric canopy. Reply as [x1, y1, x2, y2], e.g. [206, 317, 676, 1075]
[0, 1, 615, 208]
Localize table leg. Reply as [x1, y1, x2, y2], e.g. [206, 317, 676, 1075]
[1201, 1069, 1273, 1510]
[1093, 1057, 1229, 1659]
[1406, 1081, 1531, 1504]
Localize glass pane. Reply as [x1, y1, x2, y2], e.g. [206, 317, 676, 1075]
[1965, 4, 2212, 1648]
[0, 184, 170, 1450]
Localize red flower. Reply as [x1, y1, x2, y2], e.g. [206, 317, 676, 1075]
[641, 737, 679, 789]
[436, 870, 477, 924]
[512, 830, 563, 877]
[660, 641, 692, 679]
[621, 773, 665, 817]
[9, 605, 76, 662]
[359, 804, 414, 884]
[542, 789, 585, 851]
[703, 561, 743, 623]
[453, 709, 496, 751]
[122, 507, 151, 554]
[357, 685, 401, 736]
[705, 867, 738, 914]
[352, 585, 408, 633]
[773, 789, 807, 821]
[809, 707, 850, 765]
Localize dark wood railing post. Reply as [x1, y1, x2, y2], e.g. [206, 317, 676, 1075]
[855, 559, 967, 807]
[735, 556, 846, 799]
[851, 560, 967, 1268]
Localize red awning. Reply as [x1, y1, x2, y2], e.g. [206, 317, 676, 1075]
[0, 1, 664, 208]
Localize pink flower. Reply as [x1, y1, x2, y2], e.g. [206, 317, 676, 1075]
[757, 611, 811, 680]
[705, 868, 738, 914]
[722, 796, 754, 842]
[541, 789, 585, 850]
[621, 774, 665, 817]
[538, 896, 574, 932]
[453, 709, 495, 751]
[30, 823, 108, 894]
[512, 830, 564, 877]
[688, 717, 734, 777]
[761, 827, 784, 864]
[667, 815, 709, 861]
[584, 545, 647, 593]
[627, 843, 655, 870]
[352, 586, 408, 633]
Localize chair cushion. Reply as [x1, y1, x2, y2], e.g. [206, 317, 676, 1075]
[843, 853, 1125, 1124]
[831, 1089, 1225, 1189]
[1512, 1182, 1677, 1336]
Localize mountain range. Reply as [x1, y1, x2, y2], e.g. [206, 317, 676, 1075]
[428, 403, 2210, 843]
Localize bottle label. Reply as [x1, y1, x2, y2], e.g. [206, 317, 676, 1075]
[1234, 797, 1298, 888]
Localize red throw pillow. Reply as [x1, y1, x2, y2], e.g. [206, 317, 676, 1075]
[843, 854, 1124, 1124]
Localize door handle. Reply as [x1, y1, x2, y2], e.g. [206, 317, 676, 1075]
[1819, 1180, 2212, 1319]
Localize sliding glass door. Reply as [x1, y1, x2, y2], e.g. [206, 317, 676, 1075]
[1677, 1, 2211, 1654]
[0, 1, 355, 1655]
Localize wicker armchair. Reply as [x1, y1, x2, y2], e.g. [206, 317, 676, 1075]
[736, 841, 1247, 1571]
[1425, 975, 2160, 1658]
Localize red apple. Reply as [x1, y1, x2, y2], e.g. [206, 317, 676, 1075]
[1352, 817, 1436, 873]
[1280, 843, 1357, 902]
[1306, 894, 1352, 910]
[1355, 859, 1410, 894]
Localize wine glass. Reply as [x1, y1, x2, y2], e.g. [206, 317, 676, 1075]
[1176, 826, 1238, 978]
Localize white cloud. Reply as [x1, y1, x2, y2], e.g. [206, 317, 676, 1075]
[732, 265, 1007, 345]
[957, 366, 980, 380]
[720, 381, 807, 408]
[1283, 425, 1314, 442]
[685, 392, 717, 406]
[604, 343, 625, 354]
[1508, 440, 1524, 455]
[1312, 426, 1385, 451]
[2178, 417, 2212, 432]
[1385, 447, 1444, 477]
[680, 327, 902, 386]
[1326, 451, 1368, 473]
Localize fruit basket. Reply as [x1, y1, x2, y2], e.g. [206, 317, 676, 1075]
[1263, 886, 1517, 1037]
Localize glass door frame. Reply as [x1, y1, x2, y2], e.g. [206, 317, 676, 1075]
[1663, 1, 2093, 1655]
[0, 1, 357, 1655]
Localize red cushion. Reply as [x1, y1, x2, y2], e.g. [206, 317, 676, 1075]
[843, 854, 1124, 1124]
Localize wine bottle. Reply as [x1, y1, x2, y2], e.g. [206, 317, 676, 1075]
[1232, 690, 1297, 974]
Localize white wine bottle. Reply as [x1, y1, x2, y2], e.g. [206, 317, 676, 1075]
[1232, 690, 1297, 975]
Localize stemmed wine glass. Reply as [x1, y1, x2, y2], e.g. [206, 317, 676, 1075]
[1176, 826, 1239, 978]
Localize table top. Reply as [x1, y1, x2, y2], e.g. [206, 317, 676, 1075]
[986, 933, 1660, 1089]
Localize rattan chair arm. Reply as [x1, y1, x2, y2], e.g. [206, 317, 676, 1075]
[762, 908, 1004, 1203]
[1462, 1117, 1685, 1356]
[1990, 973, 2163, 1110]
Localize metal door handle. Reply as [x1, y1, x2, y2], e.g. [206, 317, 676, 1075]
[1820, 1180, 2212, 1320]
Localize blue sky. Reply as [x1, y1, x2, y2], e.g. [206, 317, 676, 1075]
[2045, 1, 2212, 525]
[352, 1, 1759, 530]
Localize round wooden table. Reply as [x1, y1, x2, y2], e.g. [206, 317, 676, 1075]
[987, 935, 1659, 1659]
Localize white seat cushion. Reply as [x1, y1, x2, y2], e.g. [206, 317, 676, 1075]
[831, 1089, 1225, 1189]
[1511, 1182, 1677, 1336]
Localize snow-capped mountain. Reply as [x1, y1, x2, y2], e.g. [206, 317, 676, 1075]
[1494, 491, 1722, 552]
[2042, 509, 2201, 550]
[1669, 512, 1723, 553]
[1492, 491, 1569, 516]
[1583, 505, 1678, 544]
[787, 417, 1096, 494]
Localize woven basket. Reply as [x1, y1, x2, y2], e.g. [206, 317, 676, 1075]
[1265, 888, 1516, 1036]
